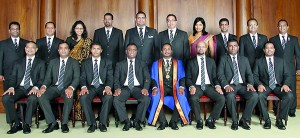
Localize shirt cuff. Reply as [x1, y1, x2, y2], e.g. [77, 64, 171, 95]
[41, 85, 47, 89]
[69, 86, 75, 91]
[224, 85, 229, 89]
[152, 87, 157, 90]
[179, 86, 185, 89]
[189, 85, 195, 91]
[105, 86, 111, 89]
[81, 86, 87, 89]
[33, 86, 39, 90]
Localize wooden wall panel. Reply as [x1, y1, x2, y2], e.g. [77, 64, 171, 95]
[55, 0, 136, 40]
[156, 0, 235, 35]
[0, 0, 39, 41]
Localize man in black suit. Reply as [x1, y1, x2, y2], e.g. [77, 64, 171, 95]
[37, 42, 80, 133]
[79, 43, 113, 133]
[217, 39, 258, 130]
[0, 21, 28, 91]
[158, 14, 189, 65]
[270, 19, 300, 117]
[36, 22, 63, 66]
[239, 18, 268, 69]
[187, 41, 225, 130]
[2, 41, 45, 134]
[215, 18, 238, 66]
[253, 42, 293, 130]
[124, 11, 160, 67]
[93, 13, 124, 69]
[113, 43, 151, 131]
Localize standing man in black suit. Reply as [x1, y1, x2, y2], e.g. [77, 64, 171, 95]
[217, 39, 258, 130]
[79, 43, 113, 133]
[159, 14, 189, 65]
[215, 18, 238, 66]
[187, 41, 225, 130]
[0, 21, 28, 91]
[37, 42, 80, 133]
[113, 43, 151, 131]
[239, 18, 268, 69]
[36, 22, 63, 66]
[93, 13, 124, 69]
[124, 11, 160, 67]
[2, 41, 45, 134]
[253, 42, 293, 130]
[270, 19, 300, 117]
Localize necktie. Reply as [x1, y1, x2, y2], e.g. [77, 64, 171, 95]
[57, 60, 65, 91]
[106, 30, 110, 42]
[282, 36, 286, 49]
[232, 56, 239, 85]
[200, 57, 205, 91]
[170, 30, 174, 43]
[268, 58, 276, 90]
[252, 35, 257, 48]
[139, 28, 144, 41]
[14, 38, 18, 49]
[128, 60, 134, 90]
[166, 60, 170, 68]
[92, 59, 100, 88]
[223, 35, 228, 47]
[24, 59, 32, 90]
[47, 38, 51, 53]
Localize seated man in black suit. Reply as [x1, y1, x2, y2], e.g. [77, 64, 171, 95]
[2, 41, 45, 134]
[113, 43, 151, 131]
[148, 43, 190, 130]
[253, 42, 293, 130]
[79, 43, 113, 133]
[217, 39, 258, 130]
[37, 42, 80, 133]
[187, 41, 225, 130]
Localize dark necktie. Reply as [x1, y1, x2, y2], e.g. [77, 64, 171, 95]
[166, 59, 170, 68]
[223, 34, 228, 47]
[92, 59, 100, 88]
[170, 30, 174, 43]
[252, 35, 257, 48]
[268, 58, 276, 90]
[47, 38, 51, 53]
[139, 28, 144, 41]
[128, 60, 134, 90]
[106, 30, 110, 42]
[24, 59, 32, 90]
[232, 56, 239, 85]
[57, 60, 65, 91]
[200, 57, 205, 91]
[14, 38, 18, 49]
[282, 36, 286, 49]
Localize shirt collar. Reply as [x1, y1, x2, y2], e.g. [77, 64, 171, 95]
[249, 33, 258, 38]
[168, 28, 177, 33]
[105, 27, 113, 32]
[279, 33, 288, 39]
[163, 58, 172, 63]
[127, 58, 135, 63]
[26, 56, 35, 62]
[92, 57, 101, 62]
[11, 37, 20, 42]
[60, 57, 69, 63]
[46, 35, 54, 40]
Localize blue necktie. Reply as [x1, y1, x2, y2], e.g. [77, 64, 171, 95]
[57, 60, 65, 91]
[24, 59, 32, 90]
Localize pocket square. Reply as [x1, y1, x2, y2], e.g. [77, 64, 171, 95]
[148, 35, 153, 38]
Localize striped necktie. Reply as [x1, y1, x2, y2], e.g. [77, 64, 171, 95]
[92, 59, 100, 88]
[14, 38, 18, 49]
[57, 60, 65, 91]
[47, 38, 51, 53]
[139, 28, 144, 41]
[106, 30, 110, 42]
[252, 35, 257, 48]
[24, 59, 32, 90]
[128, 60, 134, 90]
[223, 34, 227, 47]
[170, 30, 174, 43]
[200, 57, 205, 91]
[232, 56, 239, 85]
[268, 58, 276, 90]
[282, 36, 286, 49]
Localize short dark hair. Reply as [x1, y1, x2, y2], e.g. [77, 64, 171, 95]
[26, 41, 37, 47]
[166, 14, 177, 21]
[104, 13, 114, 20]
[192, 17, 208, 36]
[136, 11, 146, 18]
[247, 18, 258, 26]
[90, 42, 102, 49]
[126, 43, 137, 48]
[161, 43, 172, 50]
[45, 22, 56, 28]
[70, 20, 88, 40]
[9, 21, 20, 29]
[58, 41, 69, 49]
[278, 19, 289, 26]
[263, 41, 275, 49]
[219, 18, 229, 25]
[227, 38, 239, 46]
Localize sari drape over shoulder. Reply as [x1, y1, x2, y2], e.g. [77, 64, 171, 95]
[148, 59, 190, 126]
[69, 38, 92, 64]
[189, 33, 216, 59]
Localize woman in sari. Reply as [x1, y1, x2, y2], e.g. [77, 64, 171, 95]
[66, 20, 92, 64]
[188, 17, 215, 59]
[66, 20, 92, 120]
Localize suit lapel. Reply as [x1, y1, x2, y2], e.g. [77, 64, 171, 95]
[274, 57, 280, 81]
[54, 58, 60, 82]
[87, 58, 93, 81]
[99, 59, 105, 79]
[193, 58, 199, 77]
[134, 60, 140, 83]
[246, 34, 255, 49]
[227, 55, 234, 73]
[237, 56, 243, 78]
[21, 58, 27, 78]
[262, 58, 269, 76]
[274, 35, 283, 51]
